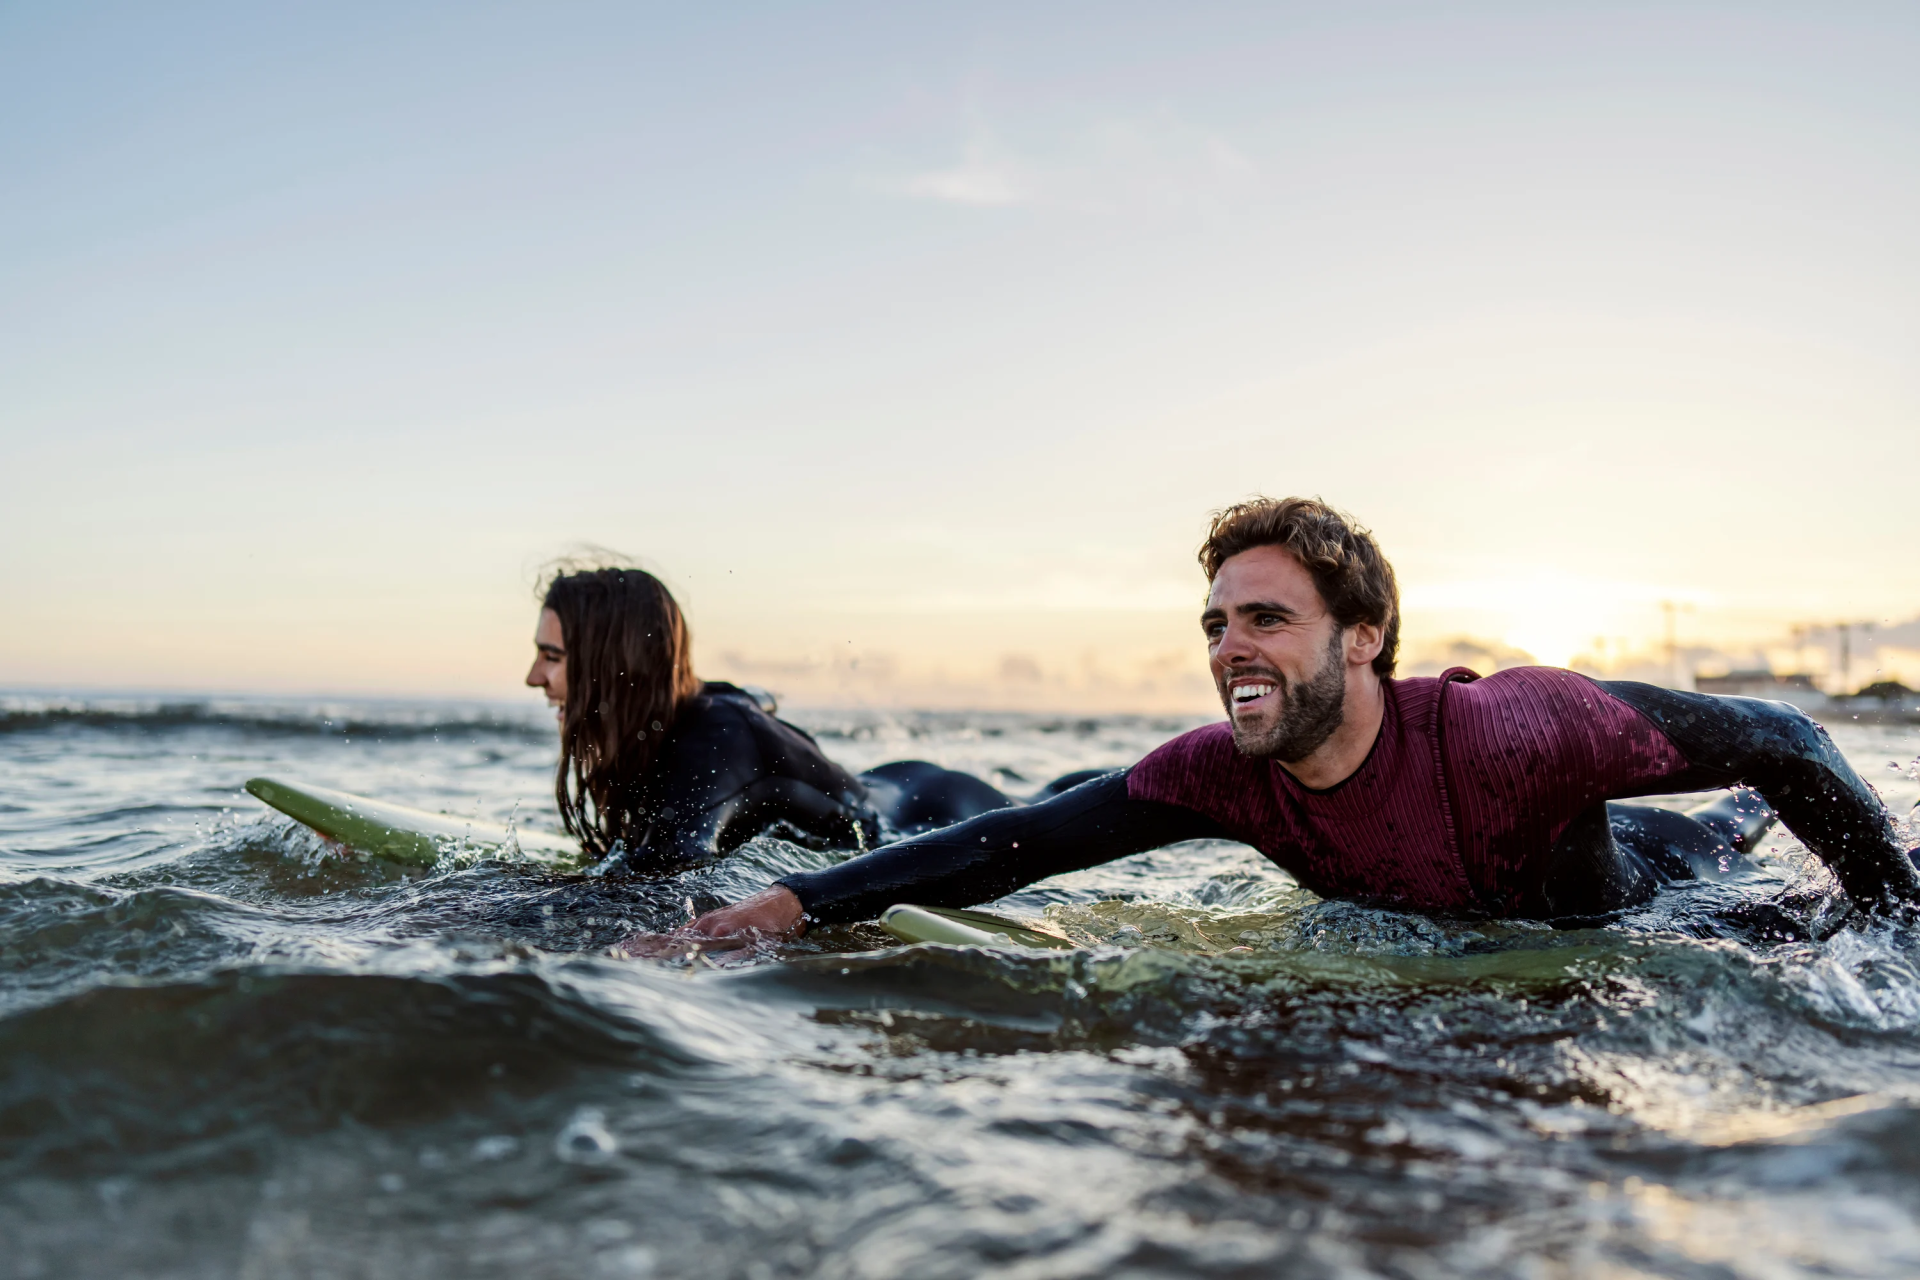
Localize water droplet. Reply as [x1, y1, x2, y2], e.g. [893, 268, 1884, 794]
[470, 1134, 518, 1162]
[555, 1107, 618, 1165]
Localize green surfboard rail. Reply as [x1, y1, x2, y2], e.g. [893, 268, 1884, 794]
[879, 904, 1079, 950]
[245, 776, 578, 867]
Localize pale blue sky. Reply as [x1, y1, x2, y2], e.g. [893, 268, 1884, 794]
[5, 3, 1917, 705]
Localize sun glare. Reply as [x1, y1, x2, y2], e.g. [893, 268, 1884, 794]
[1402, 573, 1702, 671]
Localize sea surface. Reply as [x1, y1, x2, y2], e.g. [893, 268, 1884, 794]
[3, 691, 1920, 1279]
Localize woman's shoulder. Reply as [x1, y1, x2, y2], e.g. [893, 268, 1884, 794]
[656, 682, 857, 800]
[646, 686, 770, 797]
[695, 681, 779, 714]
[682, 682, 800, 739]
[670, 682, 829, 759]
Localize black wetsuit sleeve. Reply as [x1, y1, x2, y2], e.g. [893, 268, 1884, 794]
[1601, 681, 1920, 908]
[685, 778, 872, 860]
[637, 691, 878, 871]
[775, 770, 1228, 924]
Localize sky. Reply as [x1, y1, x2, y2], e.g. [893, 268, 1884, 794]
[3, 2, 1917, 710]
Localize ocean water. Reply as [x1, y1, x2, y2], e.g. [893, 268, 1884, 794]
[3, 692, 1920, 1279]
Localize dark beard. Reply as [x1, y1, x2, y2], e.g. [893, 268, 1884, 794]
[1227, 629, 1347, 763]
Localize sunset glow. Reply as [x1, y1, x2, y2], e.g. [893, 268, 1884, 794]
[3, 6, 1916, 709]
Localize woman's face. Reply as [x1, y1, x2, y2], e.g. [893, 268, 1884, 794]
[525, 608, 568, 713]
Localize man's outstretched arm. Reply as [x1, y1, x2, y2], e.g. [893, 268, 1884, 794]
[1601, 681, 1920, 909]
[660, 771, 1226, 946]
[779, 770, 1225, 923]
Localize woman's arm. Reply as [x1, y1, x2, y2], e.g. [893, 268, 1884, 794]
[1600, 682, 1920, 909]
[636, 778, 875, 869]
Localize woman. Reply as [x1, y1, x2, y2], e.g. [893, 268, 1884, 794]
[524, 565, 1057, 872]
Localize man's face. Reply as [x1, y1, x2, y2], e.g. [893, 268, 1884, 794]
[1202, 545, 1348, 762]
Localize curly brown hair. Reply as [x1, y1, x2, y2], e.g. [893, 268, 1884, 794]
[1198, 496, 1400, 677]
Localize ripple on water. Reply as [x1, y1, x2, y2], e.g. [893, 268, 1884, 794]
[1, 696, 1919, 1276]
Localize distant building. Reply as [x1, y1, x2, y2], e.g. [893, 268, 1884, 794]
[1833, 680, 1920, 720]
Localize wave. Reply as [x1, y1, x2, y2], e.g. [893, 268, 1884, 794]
[0, 694, 554, 741]
[0, 962, 723, 1177]
[0, 693, 1207, 745]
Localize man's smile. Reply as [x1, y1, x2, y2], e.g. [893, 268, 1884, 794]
[1229, 678, 1277, 708]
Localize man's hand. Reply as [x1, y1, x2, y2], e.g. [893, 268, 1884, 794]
[615, 885, 807, 959]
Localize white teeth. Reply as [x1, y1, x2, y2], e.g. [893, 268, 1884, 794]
[1233, 683, 1275, 703]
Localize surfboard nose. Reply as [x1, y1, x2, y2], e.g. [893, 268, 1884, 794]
[878, 904, 1077, 950]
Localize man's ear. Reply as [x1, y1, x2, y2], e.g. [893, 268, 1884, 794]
[1345, 621, 1385, 668]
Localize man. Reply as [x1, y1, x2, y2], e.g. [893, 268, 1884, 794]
[656, 497, 1918, 947]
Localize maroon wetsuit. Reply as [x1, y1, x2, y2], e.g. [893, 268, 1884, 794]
[779, 667, 1916, 923]
[1127, 666, 1687, 915]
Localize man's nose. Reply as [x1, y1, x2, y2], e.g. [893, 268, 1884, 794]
[1214, 622, 1255, 665]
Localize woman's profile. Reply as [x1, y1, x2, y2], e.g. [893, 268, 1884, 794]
[525, 563, 1079, 872]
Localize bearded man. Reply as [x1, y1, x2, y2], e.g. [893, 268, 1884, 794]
[652, 497, 1918, 946]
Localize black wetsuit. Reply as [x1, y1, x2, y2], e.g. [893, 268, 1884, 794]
[776, 679, 1916, 924]
[614, 683, 1032, 873]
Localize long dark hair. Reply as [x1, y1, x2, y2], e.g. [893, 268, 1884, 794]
[541, 566, 701, 857]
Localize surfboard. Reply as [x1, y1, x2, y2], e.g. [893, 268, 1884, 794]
[879, 904, 1079, 950]
[245, 776, 579, 868]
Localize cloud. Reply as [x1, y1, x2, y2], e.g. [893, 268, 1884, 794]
[1402, 636, 1538, 678]
[879, 115, 1256, 213]
[858, 568, 1198, 615]
[893, 139, 1031, 207]
[710, 644, 1213, 713]
[998, 653, 1043, 683]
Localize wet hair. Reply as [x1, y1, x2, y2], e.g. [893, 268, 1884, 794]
[540, 565, 702, 857]
[1198, 496, 1400, 677]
